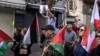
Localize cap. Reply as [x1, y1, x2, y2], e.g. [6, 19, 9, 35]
[41, 27, 44, 30]
[42, 25, 55, 31]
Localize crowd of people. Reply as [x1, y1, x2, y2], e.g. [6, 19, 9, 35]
[10, 9, 100, 56]
[40, 24, 100, 56]
[39, 9, 100, 56]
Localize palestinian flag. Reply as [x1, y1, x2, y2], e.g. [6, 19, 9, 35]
[23, 15, 40, 45]
[0, 30, 12, 56]
[50, 26, 66, 56]
[81, 0, 99, 52]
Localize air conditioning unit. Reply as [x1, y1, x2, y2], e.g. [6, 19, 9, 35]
[68, 10, 78, 16]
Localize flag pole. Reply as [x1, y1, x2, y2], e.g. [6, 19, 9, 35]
[36, 12, 40, 38]
[41, 45, 50, 56]
[36, 12, 41, 45]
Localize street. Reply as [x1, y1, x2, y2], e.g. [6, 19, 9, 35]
[5, 43, 42, 56]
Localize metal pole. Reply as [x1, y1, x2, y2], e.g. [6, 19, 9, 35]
[41, 45, 49, 56]
[64, 0, 67, 26]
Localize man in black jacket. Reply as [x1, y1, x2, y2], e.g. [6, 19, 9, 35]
[42, 25, 59, 56]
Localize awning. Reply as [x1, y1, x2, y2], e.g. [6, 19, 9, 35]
[0, 1, 26, 9]
[28, 1, 65, 13]
[51, 1, 65, 13]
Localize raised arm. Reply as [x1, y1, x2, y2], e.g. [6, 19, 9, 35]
[40, 9, 55, 18]
[48, 10, 55, 17]
[40, 13, 48, 19]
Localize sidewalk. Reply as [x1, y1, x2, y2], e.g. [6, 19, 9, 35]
[5, 43, 42, 56]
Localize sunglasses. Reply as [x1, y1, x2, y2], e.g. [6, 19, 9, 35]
[79, 29, 85, 31]
[96, 35, 100, 39]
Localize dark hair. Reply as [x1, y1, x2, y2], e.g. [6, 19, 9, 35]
[77, 24, 86, 42]
[42, 25, 55, 31]
[41, 27, 44, 30]
[96, 29, 100, 35]
[78, 24, 86, 31]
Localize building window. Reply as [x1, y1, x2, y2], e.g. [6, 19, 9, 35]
[69, 0, 73, 10]
[67, 0, 77, 11]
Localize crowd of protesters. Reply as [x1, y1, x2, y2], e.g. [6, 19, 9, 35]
[40, 24, 100, 56]
[39, 9, 100, 56]
[10, 9, 100, 56]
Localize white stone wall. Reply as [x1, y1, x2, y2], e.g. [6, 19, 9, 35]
[75, 0, 91, 26]
[75, 0, 84, 25]
[64, 0, 84, 26]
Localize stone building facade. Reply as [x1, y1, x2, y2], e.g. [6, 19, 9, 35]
[64, 0, 99, 27]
